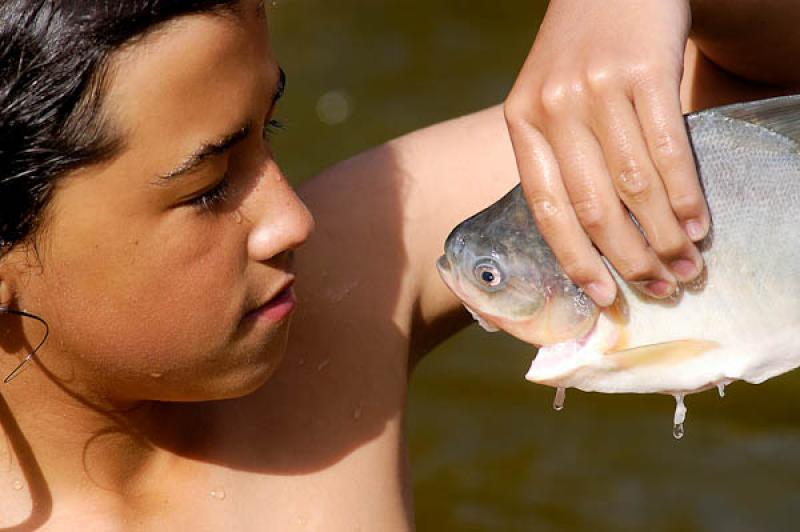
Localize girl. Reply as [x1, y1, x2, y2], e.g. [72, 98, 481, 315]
[0, 0, 798, 529]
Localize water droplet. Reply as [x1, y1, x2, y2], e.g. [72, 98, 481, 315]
[552, 387, 566, 411]
[353, 405, 362, 420]
[231, 210, 243, 224]
[672, 394, 687, 440]
[209, 488, 226, 500]
[12, 479, 23, 491]
[297, 358, 305, 366]
[717, 383, 726, 397]
[317, 359, 330, 371]
[149, 372, 163, 379]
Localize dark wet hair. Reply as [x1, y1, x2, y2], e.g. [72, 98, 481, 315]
[0, 0, 240, 251]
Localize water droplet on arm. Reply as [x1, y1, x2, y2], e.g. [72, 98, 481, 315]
[12, 479, 23, 491]
[209, 488, 226, 500]
[552, 387, 566, 411]
[717, 383, 726, 397]
[672, 394, 687, 440]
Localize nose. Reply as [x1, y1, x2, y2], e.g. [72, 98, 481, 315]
[246, 162, 314, 263]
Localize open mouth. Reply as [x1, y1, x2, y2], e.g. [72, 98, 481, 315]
[527, 313, 622, 383]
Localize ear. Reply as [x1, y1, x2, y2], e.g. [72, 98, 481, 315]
[0, 254, 18, 309]
[0, 278, 12, 309]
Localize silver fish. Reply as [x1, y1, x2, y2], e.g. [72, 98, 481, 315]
[437, 95, 800, 406]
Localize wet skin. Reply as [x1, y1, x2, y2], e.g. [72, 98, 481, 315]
[0, 1, 798, 530]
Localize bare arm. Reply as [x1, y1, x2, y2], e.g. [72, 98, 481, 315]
[299, 1, 800, 365]
[298, 106, 519, 364]
[691, 0, 800, 88]
[505, 0, 800, 310]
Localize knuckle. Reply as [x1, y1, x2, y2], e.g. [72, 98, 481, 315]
[670, 191, 705, 218]
[557, 254, 596, 285]
[585, 67, 614, 95]
[615, 164, 651, 202]
[652, 132, 685, 161]
[571, 197, 606, 231]
[617, 256, 657, 282]
[503, 95, 530, 125]
[530, 198, 562, 226]
[539, 82, 576, 116]
[630, 61, 667, 87]
[650, 234, 687, 259]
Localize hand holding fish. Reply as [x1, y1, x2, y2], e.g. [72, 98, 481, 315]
[505, 0, 709, 307]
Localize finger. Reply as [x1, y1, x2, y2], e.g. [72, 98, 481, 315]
[591, 96, 703, 282]
[505, 113, 616, 306]
[546, 120, 677, 298]
[633, 81, 710, 242]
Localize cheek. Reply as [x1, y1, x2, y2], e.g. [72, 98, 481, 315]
[28, 217, 249, 387]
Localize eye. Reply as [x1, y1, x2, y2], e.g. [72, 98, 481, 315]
[189, 173, 231, 212]
[262, 118, 285, 139]
[473, 259, 505, 291]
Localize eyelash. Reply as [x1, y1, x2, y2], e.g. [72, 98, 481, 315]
[190, 118, 285, 212]
[263, 118, 285, 138]
[190, 173, 232, 211]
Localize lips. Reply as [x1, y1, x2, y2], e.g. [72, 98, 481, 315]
[244, 277, 296, 323]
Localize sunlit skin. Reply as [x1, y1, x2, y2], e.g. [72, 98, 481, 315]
[0, 0, 798, 529]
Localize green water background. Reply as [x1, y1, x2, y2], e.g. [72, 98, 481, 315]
[269, 2, 800, 530]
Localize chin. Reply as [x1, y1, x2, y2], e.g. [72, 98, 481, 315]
[208, 328, 289, 400]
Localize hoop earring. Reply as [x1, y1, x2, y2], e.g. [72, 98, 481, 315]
[0, 308, 49, 383]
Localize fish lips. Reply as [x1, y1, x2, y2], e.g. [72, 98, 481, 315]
[437, 254, 599, 345]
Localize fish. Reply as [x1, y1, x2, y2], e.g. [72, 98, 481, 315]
[437, 95, 800, 435]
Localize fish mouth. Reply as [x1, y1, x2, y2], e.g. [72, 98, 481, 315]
[436, 254, 451, 274]
[526, 312, 624, 384]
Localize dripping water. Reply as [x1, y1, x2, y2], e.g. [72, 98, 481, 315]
[552, 387, 566, 411]
[672, 394, 687, 440]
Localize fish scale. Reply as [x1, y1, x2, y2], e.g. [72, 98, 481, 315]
[437, 95, 800, 419]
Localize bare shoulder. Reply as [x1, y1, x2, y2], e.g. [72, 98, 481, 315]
[296, 106, 519, 357]
[681, 40, 800, 112]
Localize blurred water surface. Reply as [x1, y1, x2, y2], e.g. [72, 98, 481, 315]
[269, 2, 800, 530]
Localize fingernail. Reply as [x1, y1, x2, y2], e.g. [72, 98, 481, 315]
[584, 282, 616, 307]
[670, 259, 698, 280]
[643, 280, 674, 298]
[685, 219, 705, 242]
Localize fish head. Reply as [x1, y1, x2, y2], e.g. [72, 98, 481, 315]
[437, 188, 599, 346]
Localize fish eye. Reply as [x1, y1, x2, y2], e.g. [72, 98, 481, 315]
[473, 259, 505, 291]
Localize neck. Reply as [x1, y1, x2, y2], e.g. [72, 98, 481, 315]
[0, 364, 217, 525]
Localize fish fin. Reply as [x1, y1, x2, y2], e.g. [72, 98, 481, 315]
[609, 339, 720, 370]
[710, 95, 800, 144]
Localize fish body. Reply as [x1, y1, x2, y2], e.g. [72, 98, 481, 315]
[437, 95, 800, 397]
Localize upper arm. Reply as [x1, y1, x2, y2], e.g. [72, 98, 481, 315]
[690, 0, 800, 89]
[297, 106, 520, 362]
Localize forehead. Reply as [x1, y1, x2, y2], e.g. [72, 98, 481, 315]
[100, 5, 274, 165]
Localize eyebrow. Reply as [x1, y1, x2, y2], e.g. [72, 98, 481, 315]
[156, 67, 287, 182]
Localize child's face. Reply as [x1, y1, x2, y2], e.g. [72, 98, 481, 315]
[3, 0, 313, 403]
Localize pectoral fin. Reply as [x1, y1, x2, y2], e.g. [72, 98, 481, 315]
[609, 339, 720, 370]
